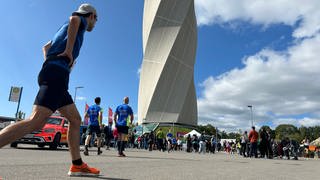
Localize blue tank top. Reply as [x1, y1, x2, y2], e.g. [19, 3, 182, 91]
[46, 16, 87, 70]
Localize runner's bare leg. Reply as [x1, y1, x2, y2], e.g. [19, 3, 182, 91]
[58, 103, 82, 161]
[0, 105, 52, 148]
[85, 135, 92, 145]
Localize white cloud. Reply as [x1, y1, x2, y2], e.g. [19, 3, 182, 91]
[198, 34, 320, 131]
[298, 117, 320, 127]
[77, 96, 87, 101]
[272, 117, 320, 127]
[195, 0, 320, 131]
[195, 0, 320, 38]
[76, 96, 86, 101]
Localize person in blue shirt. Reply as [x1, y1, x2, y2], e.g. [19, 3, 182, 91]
[0, 3, 99, 176]
[172, 137, 177, 151]
[84, 97, 103, 156]
[166, 130, 173, 152]
[114, 97, 133, 157]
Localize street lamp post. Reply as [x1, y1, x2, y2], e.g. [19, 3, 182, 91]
[74, 86, 84, 103]
[247, 105, 253, 127]
[172, 120, 174, 137]
[215, 126, 218, 152]
[142, 118, 146, 135]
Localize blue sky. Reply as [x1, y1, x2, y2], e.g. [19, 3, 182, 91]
[1, 0, 320, 132]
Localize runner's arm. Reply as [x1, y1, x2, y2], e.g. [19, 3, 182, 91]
[130, 114, 134, 124]
[99, 111, 103, 126]
[113, 113, 117, 125]
[58, 15, 81, 66]
[42, 41, 52, 60]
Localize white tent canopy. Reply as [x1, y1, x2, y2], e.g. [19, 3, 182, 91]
[310, 137, 320, 146]
[184, 129, 201, 137]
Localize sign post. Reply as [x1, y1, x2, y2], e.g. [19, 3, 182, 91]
[9, 86, 23, 121]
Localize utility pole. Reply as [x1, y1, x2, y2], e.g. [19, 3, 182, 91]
[248, 105, 253, 127]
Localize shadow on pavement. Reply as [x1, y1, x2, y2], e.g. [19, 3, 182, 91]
[15, 147, 69, 151]
[73, 176, 130, 180]
[223, 160, 249, 164]
[119, 155, 199, 162]
[90, 153, 199, 161]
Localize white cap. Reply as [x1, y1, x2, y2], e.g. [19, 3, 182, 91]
[73, 3, 97, 15]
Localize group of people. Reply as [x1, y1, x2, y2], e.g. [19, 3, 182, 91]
[238, 126, 270, 158]
[83, 96, 133, 159]
[185, 132, 218, 154]
[226, 126, 311, 160]
[132, 129, 183, 152]
[132, 130, 218, 154]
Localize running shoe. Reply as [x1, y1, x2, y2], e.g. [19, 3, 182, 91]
[68, 163, 100, 176]
[118, 153, 126, 157]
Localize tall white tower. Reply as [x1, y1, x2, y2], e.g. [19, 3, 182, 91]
[138, 0, 197, 126]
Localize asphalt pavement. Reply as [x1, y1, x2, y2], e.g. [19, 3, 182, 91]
[0, 145, 319, 180]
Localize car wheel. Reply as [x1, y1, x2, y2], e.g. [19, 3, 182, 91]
[10, 142, 18, 148]
[49, 133, 61, 150]
[38, 144, 45, 148]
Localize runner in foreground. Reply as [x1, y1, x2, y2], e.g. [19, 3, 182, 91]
[0, 3, 100, 176]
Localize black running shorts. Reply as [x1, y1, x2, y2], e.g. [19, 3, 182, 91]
[86, 125, 102, 137]
[34, 58, 73, 112]
[116, 125, 129, 134]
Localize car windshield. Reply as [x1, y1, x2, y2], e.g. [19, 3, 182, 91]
[46, 118, 62, 125]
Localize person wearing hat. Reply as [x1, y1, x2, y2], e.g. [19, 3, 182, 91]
[0, 3, 100, 176]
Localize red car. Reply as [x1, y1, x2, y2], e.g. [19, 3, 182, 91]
[11, 116, 68, 149]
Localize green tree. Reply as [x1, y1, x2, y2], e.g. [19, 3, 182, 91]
[308, 126, 320, 141]
[17, 111, 25, 121]
[296, 126, 320, 142]
[275, 124, 300, 141]
[228, 132, 241, 139]
[299, 126, 308, 142]
[313, 126, 320, 140]
[220, 131, 228, 139]
[197, 124, 216, 135]
[259, 125, 276, 139]
[269, 129, 276, 139]
[259, 125, 272, 132]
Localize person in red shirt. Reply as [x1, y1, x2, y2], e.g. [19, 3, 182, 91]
[113, 127, 119, 150]
[248, 126, 259, 158]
